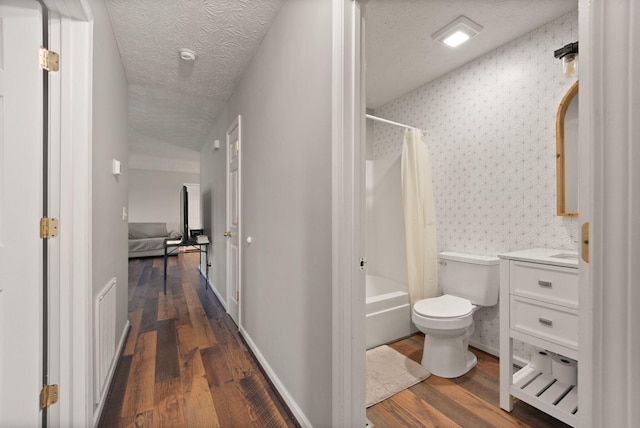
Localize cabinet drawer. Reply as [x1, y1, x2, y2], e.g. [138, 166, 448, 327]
[510, 296, 578, 350]
[510, 261, 578, 308]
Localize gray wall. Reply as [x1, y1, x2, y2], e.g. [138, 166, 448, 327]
[88, 0, 129, 412]
[201, 1, 333, 425]
[128, 168, 199, 226]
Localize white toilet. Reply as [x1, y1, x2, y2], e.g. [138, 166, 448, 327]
[412, 252, 499, 378]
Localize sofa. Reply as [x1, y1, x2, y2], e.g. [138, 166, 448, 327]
[128, 222, 181, 258]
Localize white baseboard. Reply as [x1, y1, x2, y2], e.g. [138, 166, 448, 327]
[198, 266, 227, 311]
[469, 339, 499, 358]
[469, 339, 528, 368]
[239, 326, 311, 428]
[93, 320, 130, 427]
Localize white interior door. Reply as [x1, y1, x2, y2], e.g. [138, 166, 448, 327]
[225, 116, 241, 326]
[0, 0, 44, 426]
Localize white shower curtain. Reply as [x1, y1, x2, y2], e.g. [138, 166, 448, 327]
[401, 128, 438, 305]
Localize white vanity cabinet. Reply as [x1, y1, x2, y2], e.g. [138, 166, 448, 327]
[499, 248, 579, 427]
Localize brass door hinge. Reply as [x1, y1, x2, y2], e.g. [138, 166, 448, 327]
[39, 47, 59, 72]
[40, 384, 58, 409]
[40, 218, 59, 238]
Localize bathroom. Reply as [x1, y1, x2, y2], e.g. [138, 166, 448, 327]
[363, 0, 580, 425]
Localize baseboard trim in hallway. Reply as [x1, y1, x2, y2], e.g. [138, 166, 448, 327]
[94, 320, 130, 426]
[240, 325, 313, 428]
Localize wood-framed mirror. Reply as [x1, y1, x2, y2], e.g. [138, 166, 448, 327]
[556, 81, 579, 216]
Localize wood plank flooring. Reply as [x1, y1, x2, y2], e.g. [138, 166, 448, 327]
[98, 253, 298, 428]
[367, 334, 572, 428]
[101, 252, 571, 427]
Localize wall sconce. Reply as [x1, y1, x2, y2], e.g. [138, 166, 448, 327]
[213, 139, 220, 151]
[554, 42, 579, 78]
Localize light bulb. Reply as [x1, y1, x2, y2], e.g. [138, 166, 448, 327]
[562, 54, 578, 78]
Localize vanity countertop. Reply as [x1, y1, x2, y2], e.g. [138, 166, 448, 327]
[498, 248, 579, 269]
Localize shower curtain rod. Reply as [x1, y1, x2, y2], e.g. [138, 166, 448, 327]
[366, 113, 417, 130]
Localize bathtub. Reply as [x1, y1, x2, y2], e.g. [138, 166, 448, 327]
[366, 275, 415, 349]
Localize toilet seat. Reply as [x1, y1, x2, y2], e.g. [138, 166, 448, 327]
[412, 295, 474, 331]
[414, 294, 473, 318]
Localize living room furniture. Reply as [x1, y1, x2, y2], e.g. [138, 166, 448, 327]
[163, 235, 210, 294]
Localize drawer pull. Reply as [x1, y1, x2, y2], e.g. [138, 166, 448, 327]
[538, 317, 553, 326]
[538, 280, 552, 287]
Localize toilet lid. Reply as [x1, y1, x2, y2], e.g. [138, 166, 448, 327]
[414, 295, 473, 318]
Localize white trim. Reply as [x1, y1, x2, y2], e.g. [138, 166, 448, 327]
[577, 0, 593, 426]
[43, 0, 91, 21]
[239, 326, 312, 428]
[43, 0, 93, 22]
[582, 0, 640, 426]
[199, 266, 228, 311]
[468, 340, 528, 369]
[92, 321, 129, 427]
[332, 1, 366, 427]
[47, 9, 63, 427]
[54, 12, 93, 427]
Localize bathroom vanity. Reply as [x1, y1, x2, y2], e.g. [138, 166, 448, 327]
[499, 248, 579, 427]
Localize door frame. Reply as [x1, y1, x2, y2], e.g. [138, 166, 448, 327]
[334, 0, 640, 426]
[578, 0, 640, 425]
[331, 0, 366, 426]
[44, 1, 94, 426]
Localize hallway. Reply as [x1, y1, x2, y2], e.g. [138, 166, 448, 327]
[98, 253, 297, 427]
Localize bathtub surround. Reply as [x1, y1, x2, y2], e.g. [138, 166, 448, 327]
[372, 11, 579, 357]
[365, 155, 416, 349]
[401, 129, 438, 305]
[365, 275, 413, 349]
[366, 155, 406, 283]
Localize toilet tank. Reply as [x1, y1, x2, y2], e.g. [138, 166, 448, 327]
[439, 252, 500, 306]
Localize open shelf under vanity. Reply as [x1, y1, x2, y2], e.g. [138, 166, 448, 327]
[511, 364, 578, 426]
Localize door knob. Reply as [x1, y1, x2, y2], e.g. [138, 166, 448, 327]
[224, 231, 232, 237]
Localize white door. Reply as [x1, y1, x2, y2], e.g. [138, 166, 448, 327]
[225, 116, 241, 326]
[0, 0, 44, 426]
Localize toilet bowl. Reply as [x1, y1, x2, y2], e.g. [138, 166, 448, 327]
[412, 252, 499, 378]
[412, 294, 477, 378]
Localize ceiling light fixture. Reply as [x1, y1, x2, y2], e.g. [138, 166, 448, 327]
[178, 48, 197, 62]
[432, 16, 483, 48]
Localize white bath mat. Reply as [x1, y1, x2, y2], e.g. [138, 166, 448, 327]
[366, 345, 430, 407]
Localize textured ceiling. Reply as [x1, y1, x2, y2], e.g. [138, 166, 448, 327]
[105, 0, 283, 169]
[365, 0, 578, 108]
[106, 0, 578, 171]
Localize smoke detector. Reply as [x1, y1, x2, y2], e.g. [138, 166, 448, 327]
[178, 48, 197, 62]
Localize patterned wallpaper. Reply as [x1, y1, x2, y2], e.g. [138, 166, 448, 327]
[372, 11, 579, 356]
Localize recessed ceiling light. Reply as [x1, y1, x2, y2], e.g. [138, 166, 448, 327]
[432, 16, 483, 48]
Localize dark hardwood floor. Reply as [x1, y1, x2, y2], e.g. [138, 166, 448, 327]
[98, 253, 298, 428]
[367, 334, 571, 428]
[101, 252, 570, 427]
